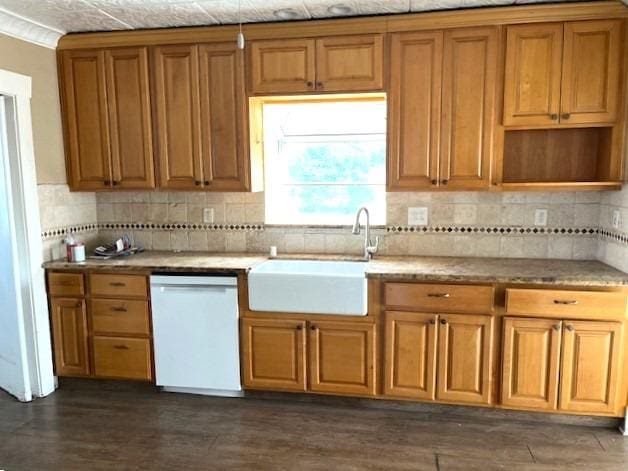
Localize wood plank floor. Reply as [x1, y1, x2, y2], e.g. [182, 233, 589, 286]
[0, 380, 626, 470]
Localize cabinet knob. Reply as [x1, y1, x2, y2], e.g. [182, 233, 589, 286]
[310, 325, 317, 331]
[440, 319, 447, 325]
[441, 179, 449, 185]
[431, 179, 438, 185]
[554, 299, 578, 305]
[104, 180, 111, 186]
[203, 180, 209, 186]
[565, 324, 574, 332]
[296, 325, 302, 331]
[111, 306, 127, 313]
[561, 113, 570, 120]
[306, 81, 313, 88]
[194, 180, 202, 186]
[428, 293, 450, 298]
[113, 344, 129, 350]
[429, 319, 436, 325]
[550, 113, 558, 120]
[112, 180, 119, 186]
[553, 324, 561, 331]
[75, 301, 82, 308]
[109, 282, 126, 287]
[316, 81, 323, 88]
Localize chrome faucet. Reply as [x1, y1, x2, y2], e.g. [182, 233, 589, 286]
[352, 207, 379, 260]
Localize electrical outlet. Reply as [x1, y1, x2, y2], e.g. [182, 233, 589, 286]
[534, 209, 548, 226]
[612, 209, 621, 229]
[408, 207, 428, 226]
[203, 208, 214, 224]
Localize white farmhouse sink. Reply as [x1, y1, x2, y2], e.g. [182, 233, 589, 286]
[248, 260, 368, 316]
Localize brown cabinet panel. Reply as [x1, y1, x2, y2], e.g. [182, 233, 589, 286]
[61, 49, 112, 190]
[561, 20, 623, 124]
[199, 43, 249, 191]
[105, 47, 154, 189]
[559, 321, 622, 414]
[241, 318, 307, 391]
[309, 321, 376, 396]
[93, 336, 152, 381]
[315, 34, 384, 92]
[90, 299, 150, 336]
[503, 23, 563, 126]
[440, 27, 497, 189]
[385, 283, 494, 314]
[501, 317, 561, 410]
[384, 311, 437, 400]
[153, 44, 202, 189]
[89, 274, 148, 299]
[50, 298, 90, 376]
[388, 31, 443, 190]
[48, 272, 85, 297]
[249, 39, 316, 94]
[437, 314, 493, 405]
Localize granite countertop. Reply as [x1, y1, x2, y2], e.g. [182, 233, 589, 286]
[43, 251, 628, 287]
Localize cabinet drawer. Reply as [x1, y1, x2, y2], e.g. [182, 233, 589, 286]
[506, 289, 627, 320]
[48, 272, 85, 297]
[385, 283, 494, 313]
[89, 274, 147, 298]
[90, 299, 150, 336]
[93, 336, 152, 381]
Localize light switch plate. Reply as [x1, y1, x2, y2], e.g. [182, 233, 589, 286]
[612, 209, 621, 229]
[203, 208, 214, 224]
[408, 207, 428, 226]
[534, 209, 548, 226]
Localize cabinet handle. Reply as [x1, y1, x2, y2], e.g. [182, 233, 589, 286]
[428, 293, 450, 298]
[310, 325, 317, 331]
[113, 344, 129, 350]
[565, 324, 575, 332]
[554, 300, 578, 305]
[112, 180, 119, 186]
[111, 306, 127, 313]
[109, 282, 126, 287]
[441, 179, 448, 185]
[429, 319, 436, 325]
[553, 324, 561, 331]
[316, 81, 323, 88]
[561, 113, 570, 120]
[306, 81, 313, 88]
[104, 180, 111, 186]
[75, 301, 82, 308]
[549, 113, 558, 120]
[440, 319, 447, 325]
[431, 179, 438, 185]
[194, 180, 202, 186]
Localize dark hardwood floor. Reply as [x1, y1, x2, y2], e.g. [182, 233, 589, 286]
[0, 380, 626, 470]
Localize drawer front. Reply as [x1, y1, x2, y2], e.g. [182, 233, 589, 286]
[90, 299, 150, 336]
[93, 336, 152, 381]
[506, 289, 627, 320]
[385, 283, 494, 313]
[89, 274, 148, 298]
[48, 272, 85, 297]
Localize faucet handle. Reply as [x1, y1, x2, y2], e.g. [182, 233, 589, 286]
[367, 236, 379, 256]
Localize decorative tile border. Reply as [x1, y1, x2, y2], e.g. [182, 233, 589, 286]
[41, 224, 98, 240]
[98, 222, 264, 232]
[599, 228, 628, 246]
[386, 225, 600, 236]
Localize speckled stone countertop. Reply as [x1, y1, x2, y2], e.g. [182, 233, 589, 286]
[43, 252, 628, 287]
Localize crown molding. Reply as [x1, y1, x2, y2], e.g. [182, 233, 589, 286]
[0, 8, 63, 49]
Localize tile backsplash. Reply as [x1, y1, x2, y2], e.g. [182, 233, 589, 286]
[597, 186, 628, 273]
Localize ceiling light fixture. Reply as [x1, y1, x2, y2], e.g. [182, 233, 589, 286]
[274, 8, 300, 20]
[327, 4, 353, 15]
[237, 0, 245, 50]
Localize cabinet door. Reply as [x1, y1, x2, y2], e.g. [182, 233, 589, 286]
[93, 336, 152, 381]
[315, 34, 384, 92]
[199, 43, 249, 191]
[309, 321, 376, 396]
[384, 311, 437, 400]
[437, 314, 493, 404]
[561, 20, 623, 124]
[440, 27, 497, 190]
[249, 39, 316, 94]
[153, 45, 203, 189]
[61, 50, 112, 190]
[388, 31, 442, 190]
[105, 47, 155, 189]
[501, 317, 561, 410]
[503, 24, 563, 126]
[559, 321, 622, 414]
[241, 318, 306, 391]
[50, 298, 90, 376]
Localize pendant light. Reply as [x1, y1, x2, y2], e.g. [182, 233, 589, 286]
[237, 0, 245, 49]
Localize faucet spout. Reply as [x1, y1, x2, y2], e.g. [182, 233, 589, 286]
[351, 207, 379, 260]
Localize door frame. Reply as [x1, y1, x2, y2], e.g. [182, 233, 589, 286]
[0, 68, 55, 401]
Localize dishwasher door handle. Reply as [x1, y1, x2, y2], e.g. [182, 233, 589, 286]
[155, 285, 231, 293]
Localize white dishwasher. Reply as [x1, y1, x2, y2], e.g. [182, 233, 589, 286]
[150, 274, 242, 397]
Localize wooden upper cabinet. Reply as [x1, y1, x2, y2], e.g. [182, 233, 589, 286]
[559, 321, 622, 414]
[561, 20, 623, 124]
[501, 317, 561, 411]
[440, 27, 497, 190]
[241, 318, 307, 392]
[249, 39, 316, 94]
[384, 311, 437, 400]
[105, 47, 154, 189]
[61, 49, 112, 190]
[308, 321, 376, 396]
[388, 31, 443, 190]
[50, 298, 90, 377]
[153, 44, 202, 189]
[436, 314, 493, 405]
[503, 23, 563, 127]
[315, 34, 384, 92]
[198, 43, 249, 191]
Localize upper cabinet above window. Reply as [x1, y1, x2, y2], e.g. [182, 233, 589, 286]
[503, 20, 623, 127]
[248, 34, 384, 95]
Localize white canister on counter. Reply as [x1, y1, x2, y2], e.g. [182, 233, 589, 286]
[70, 243, 86, 263]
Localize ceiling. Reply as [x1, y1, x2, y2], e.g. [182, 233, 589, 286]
[0, 0, 608, 34]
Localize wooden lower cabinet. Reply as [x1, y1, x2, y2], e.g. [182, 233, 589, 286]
[384, 311, 437, 399]
[436, 314, 493, 405]
[501, 317, 561, 410]
[92, 336, 152, 381]
[50, 298, 90, 377]
[559, 320, 622, 414]
[309, 321, 376, 396]
[241, 318, 307, 391]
